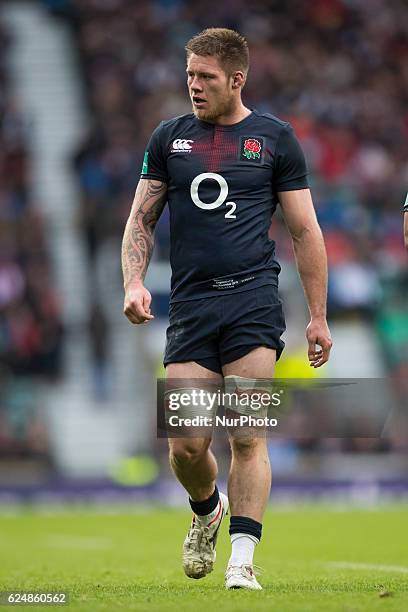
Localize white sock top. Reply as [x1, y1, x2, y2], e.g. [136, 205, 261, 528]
[228, 533, 259, 566]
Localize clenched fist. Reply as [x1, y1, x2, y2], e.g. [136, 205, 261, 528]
[124, 282, 155, 324]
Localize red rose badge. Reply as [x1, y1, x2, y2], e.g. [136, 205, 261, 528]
[243, 138, 262, 159]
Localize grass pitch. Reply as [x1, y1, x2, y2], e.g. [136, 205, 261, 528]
[0, 505, 407, 611]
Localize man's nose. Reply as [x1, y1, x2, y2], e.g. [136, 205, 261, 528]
[190, 77, 203, 91]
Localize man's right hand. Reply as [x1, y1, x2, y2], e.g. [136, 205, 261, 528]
[123, 283, 155, 324]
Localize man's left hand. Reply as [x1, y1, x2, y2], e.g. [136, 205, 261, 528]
[306, 318, 332, 368]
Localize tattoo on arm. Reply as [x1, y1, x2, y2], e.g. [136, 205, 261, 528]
[121, 179, 167, 289]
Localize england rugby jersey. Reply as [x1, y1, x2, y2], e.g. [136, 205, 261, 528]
[141, 110, 309, 302]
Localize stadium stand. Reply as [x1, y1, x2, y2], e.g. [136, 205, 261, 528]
[0, 15, 63, 465]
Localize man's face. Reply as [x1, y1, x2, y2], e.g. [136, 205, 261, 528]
[187, 54, 235, 121]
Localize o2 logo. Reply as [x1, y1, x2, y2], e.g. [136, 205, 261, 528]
[190, 173, 236, 219]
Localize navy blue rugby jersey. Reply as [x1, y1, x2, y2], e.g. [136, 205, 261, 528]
[140, 110, 309, 302]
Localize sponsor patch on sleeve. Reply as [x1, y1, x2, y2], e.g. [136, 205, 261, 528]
[141, 151, 149, 175]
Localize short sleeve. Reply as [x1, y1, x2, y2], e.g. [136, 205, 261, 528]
[140, 122, 168, 182]
[273, 124, 309, 191]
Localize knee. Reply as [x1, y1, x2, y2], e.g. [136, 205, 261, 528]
[169, 439, 210, 467]
[230, 436, 265, 460]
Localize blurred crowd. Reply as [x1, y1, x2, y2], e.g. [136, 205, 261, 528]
[45, 0, 408, 367]
[0, 18, 62, 460]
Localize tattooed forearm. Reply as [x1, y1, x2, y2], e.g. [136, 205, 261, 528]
[121, 179, 167, 289]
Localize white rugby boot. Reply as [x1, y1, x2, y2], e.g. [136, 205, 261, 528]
[225, 564, 263, 590]
[183, 491, 229, 579]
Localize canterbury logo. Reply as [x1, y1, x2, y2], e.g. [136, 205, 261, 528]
[171, 138, 194, 152]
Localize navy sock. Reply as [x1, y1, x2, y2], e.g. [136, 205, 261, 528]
[189, 485, 219, 516]
[229, 515, 262, 542]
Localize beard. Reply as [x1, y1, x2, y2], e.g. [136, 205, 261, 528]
[192, 93, 235, 122]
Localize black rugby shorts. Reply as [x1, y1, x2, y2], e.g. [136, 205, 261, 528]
[163, 284, 286, 374]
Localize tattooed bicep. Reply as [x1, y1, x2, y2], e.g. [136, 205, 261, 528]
[132, 179, 167, 228]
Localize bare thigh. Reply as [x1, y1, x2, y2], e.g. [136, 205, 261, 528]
[166, 361, 223, 381]
[222, 346, 276, 378]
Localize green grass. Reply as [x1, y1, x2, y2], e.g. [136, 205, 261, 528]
[0, 505, 407, 611]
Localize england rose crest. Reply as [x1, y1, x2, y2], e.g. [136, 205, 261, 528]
[243, 138, 262, 159]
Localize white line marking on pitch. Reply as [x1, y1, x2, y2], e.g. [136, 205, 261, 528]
[327, 562, 408, 574]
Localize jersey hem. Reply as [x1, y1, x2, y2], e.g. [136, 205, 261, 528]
[169, 279, 279, 303]
[275, 180, 309, 191]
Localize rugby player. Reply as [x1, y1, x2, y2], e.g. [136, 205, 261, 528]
[122, 28, 332, 590]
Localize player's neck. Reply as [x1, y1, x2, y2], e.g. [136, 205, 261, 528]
[209, 103, 252, 126]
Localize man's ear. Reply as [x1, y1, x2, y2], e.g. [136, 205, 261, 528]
[232, 71, 245, 89]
